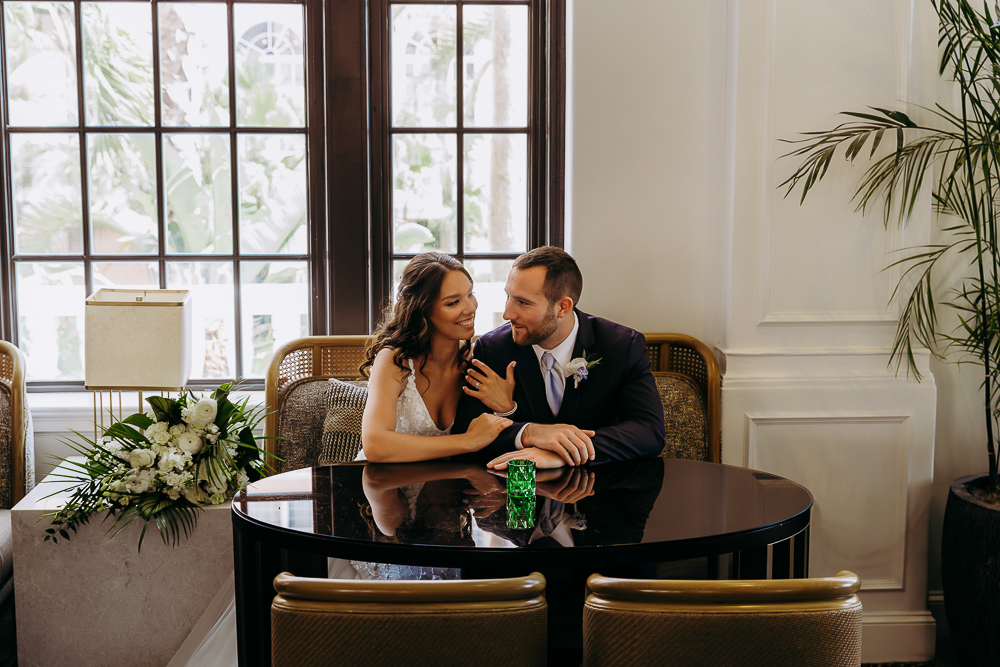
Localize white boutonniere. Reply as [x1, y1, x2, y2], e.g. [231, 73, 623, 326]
[563, 350, 602, 389]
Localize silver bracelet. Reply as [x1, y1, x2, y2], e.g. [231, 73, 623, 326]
[494, 401, 517, 418]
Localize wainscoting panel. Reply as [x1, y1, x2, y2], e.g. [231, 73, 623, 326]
[746, 413, 910, 590]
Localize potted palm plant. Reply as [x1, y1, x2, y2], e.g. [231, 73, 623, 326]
[780, 1, 1000, 662]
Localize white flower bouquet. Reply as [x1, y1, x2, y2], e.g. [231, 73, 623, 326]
[45, 382, 274, 550]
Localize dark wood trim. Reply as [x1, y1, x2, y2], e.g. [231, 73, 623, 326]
[547, 0, 566, 248]
[306, 0, 330, 333]
[369, 0, 391, 329]
[326, 0, 374, 334]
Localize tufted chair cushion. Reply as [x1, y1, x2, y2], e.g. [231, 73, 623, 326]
[654, 374, 708, 462]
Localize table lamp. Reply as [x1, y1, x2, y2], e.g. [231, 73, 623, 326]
[85, 289, 192, 433]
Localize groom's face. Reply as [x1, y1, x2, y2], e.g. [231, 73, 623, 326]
[504, 266, 560, 347]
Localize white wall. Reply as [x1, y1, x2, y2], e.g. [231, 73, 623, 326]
[567, 0, 941, 661]
[567, 0, 728, 345]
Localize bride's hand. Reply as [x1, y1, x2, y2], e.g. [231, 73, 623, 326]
[463, 359, 517, 414]
[464, 413, 514, 451]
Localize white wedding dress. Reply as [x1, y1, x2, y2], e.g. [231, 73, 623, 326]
[174, 359, 458, 666]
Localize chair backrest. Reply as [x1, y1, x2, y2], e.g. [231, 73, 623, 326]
[582, 571, 862, 667]
[271, 571, 548, 667]
[644, 334, 721, 463]
[0, 340, 32, 507]
[264, 333, 721, 472]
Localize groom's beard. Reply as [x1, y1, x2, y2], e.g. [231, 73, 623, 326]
[511, 306, 559, 346]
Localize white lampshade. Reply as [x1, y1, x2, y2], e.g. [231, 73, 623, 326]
[85, 289, 192, 390]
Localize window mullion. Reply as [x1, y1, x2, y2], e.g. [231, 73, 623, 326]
[75, 0, 94, 298]
[456, 1, 464, 261]
[227, 0, 244, 378]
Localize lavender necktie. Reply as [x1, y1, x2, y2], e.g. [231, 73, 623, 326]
[542, 352, 563, 416]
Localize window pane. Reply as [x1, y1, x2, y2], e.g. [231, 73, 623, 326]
[92, 261, 158, 289]
[164, 133, 233, 254]
[160, 3, 230, 127]
[464, 133, 526, 253]
[83, 2, 154, 127]
[463, 5, 528, 128]
[391, 4, 457, 128]
[234, 4, 305, 128]
[88, 133, 158, 254]
[464, 258, 512, 335]
[11, 133, 83, 254]
[240, 261, 308, 377]
[5, 1, 78, 126]
[238, 134, 306, 255]
[16, 262, 85, 380]
[167, 261, 236, 379]
[392, 134, 457, 253]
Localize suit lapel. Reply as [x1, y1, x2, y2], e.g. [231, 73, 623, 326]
[556, 310, 594, 421]
[512, 344, 550, 420]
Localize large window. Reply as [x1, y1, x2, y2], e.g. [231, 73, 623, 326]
[370, 0, 563, 333]
[0, 0, 313, 386]
[0, 0, 563, 387]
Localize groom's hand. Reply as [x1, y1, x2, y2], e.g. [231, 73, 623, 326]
[522, 423, 596, 466]
[487, 448, 566, 470]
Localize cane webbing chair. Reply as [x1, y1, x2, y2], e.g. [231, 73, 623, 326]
[264, 336, 370, 473]
[582, 571, 862, 667]
[264, 333, 721, 473]
[644, 334, 721, 463]
[0, 340, 34, 607]
[271, 571, 548, 667]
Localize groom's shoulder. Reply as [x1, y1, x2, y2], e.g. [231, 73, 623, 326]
[580, 311, 644, 346]
[474, 323, 514, 354]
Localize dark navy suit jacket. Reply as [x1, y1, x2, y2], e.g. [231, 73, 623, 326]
[453, 310, 665, 463]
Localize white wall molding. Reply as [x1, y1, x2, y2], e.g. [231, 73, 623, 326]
[745, 412, 911, 590]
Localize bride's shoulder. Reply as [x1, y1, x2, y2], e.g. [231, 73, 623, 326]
[371, 347, 411, 377]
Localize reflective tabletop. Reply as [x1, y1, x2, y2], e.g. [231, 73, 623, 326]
[232, 458, 813, 570]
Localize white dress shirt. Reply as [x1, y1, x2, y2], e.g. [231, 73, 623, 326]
[514, 312, 579, 449]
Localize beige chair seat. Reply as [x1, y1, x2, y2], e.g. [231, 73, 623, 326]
[271, 571, 548, 667]
[582, 571, 863, 667]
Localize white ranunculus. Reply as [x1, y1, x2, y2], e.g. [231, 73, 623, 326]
[128, 449, 156, 469]
[563, 358, 588, 378]
[177, 432, 204, 455]
[192, 398, 218, 425]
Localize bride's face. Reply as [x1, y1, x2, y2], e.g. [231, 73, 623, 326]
[429, 270, 477, 341]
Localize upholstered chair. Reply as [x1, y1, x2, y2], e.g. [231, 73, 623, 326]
[0, 340, 35, 607]
[264, 334, 721, 474]
[271, 571, 548, 667]
[582, 571, 863, 667]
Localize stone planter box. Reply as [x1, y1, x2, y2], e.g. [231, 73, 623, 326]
[12, 460, 233, 667]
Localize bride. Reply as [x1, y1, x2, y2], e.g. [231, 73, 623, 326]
[352, 252, 516, 579]
[360, 251, 516, 462]
[176, 253, 516, 665]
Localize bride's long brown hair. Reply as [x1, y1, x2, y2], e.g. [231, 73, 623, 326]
[360, 252, 473, 379]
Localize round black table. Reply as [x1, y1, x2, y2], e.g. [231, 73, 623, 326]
[232, 458, 812, 667]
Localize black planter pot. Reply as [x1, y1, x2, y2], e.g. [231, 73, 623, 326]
[941, 474, 1000, 666]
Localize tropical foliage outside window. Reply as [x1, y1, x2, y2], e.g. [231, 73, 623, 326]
[3, 0, 310, 383]
[384, 1, 540, 334]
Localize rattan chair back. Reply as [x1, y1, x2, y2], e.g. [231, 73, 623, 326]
[264, 333, 721, 471]
[271, 571, 548, 667]
[582, 571, 862, 667]
[0, 340, 30, 507]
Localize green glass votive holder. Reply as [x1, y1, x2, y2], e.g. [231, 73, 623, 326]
[506, 458, 536, 497]
[507, 493, 536, 530]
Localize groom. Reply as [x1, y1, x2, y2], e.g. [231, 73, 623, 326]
[454, 247, 665, 469]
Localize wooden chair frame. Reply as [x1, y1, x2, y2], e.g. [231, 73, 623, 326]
[264, 333, 722, 465]
[0, 340, 27, 505]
